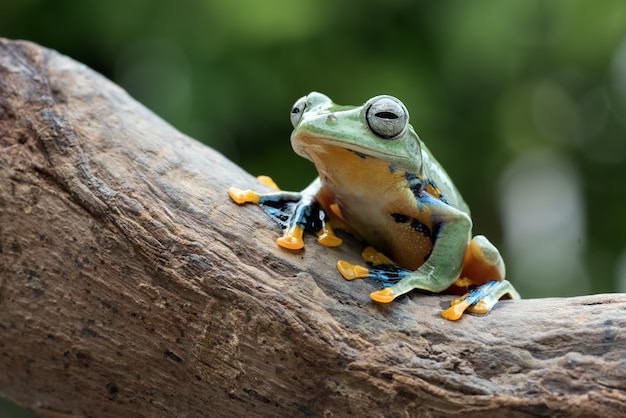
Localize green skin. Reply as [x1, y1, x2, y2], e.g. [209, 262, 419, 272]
[230, 92, 520, 318]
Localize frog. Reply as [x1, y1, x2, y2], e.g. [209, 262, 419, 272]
[228, 92, 520, 320]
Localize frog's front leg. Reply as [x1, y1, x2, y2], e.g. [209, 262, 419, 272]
[229, 177, 342, 250]
[339, 201, 470, 294]
[372, 205, 472, 301]
[338, 206, 520, 319]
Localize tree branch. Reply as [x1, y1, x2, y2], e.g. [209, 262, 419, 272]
[1, 38, 624, 418]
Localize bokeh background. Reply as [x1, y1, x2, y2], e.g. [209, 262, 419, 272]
[2, 0, 626, 414]
[4, 0, 626, 298]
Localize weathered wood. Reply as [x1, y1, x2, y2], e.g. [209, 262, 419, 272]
[0, 38, 624, 418]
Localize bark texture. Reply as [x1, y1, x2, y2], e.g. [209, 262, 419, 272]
[0, 38, 625, 418]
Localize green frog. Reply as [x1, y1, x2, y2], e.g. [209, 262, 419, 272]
[229, 92, 519, 320]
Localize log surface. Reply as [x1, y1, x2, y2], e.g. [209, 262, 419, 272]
[0, 38, 625, 418]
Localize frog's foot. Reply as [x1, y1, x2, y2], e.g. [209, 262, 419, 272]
[229, 181, 340, 251]
[370, 287, 396, 303]
[337, 259, 410, 282]
[336, 259, 400, 302]
[337, 259, 412, 305]
[276, 212, 341, 249]
[228, 175, 280, 204]
[316, 223, 342, 247]
[337, 260, 370, 281]
[441, 280, 521, 321]
[276, 225, 305, 250]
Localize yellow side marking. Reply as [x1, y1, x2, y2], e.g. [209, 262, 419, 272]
[329, 203, 344, 221]
[453, 277, 474, 288]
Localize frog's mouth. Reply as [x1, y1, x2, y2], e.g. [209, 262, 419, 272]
[292, 133, 413, 170]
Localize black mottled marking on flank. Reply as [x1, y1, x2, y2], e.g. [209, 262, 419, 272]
[391, 213, 432, 240]
[388, 164, 396, 173]
[405, 172, 424, 199]
[350, 150, 368, 159]
[390, 213, 409, 223]
[423, 248, 432, 262]
[410, 219, 432, 240]
[425, 179, 450, 205]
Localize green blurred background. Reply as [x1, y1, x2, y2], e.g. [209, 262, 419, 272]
[3, 0, 626, 295]
[2, 0, 626, 413]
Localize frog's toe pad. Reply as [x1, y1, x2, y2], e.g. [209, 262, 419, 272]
[361, 247, 394, 265]
[441, 298, 471, 321]
[370, 288, 395, 303]
[257, 175, 281, 191]
[467, 300, 490, 315]
[442, 298, 493, 320]
[277, 235, 304, 250]
[337, 261, 369, 280]
[228, 187, 260, 204]
[318, 234, 342, 247]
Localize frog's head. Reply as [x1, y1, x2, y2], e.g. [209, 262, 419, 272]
[289, 92, 423, 175]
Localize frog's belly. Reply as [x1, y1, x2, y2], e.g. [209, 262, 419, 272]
[335, 199, 434, 271]
[310, 147, 434, 270]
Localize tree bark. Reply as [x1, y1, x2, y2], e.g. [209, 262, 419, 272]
[0, 38, 624, 418]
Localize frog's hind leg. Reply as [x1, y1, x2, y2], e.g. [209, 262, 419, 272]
[441, 235, 520, 320]
[337, 246, 412, 287]
[441, 280, 521, 321]
[456, 235, 506, 287]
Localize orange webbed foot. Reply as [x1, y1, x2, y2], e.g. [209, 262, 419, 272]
[370, 288, 396, 303]
[337, 261, 369, 280]
[228, 187, 260, 204]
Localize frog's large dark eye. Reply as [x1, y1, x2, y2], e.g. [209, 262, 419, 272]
[290, 96, 307, 128]
[366, 96, 408, 139]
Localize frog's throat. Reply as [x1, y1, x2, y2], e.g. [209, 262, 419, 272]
[295, 136, 406, 160]
[292, 136, 418, 173]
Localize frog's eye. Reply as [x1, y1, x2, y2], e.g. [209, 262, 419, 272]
[290, 96, 307, 128]
[366, 96, 408, 139]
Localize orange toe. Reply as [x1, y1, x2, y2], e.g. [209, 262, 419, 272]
[441, 300, 471, 321]
[370, 288, 395, 303]
[337, 261, 369, 280]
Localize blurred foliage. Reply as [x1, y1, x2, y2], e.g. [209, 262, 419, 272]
[2, 0, 626, 415]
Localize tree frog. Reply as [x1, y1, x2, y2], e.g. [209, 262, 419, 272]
[229, 92, 520, 320]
